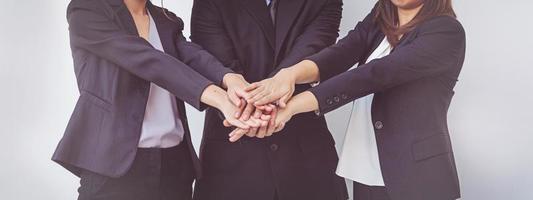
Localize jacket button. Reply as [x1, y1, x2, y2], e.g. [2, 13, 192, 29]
[341, 94, 349, 100]
[333, 96, 340, 103]
[270, 144, 279, 152]
[374, 121, 384, 130]
[326, 99, 333, 105]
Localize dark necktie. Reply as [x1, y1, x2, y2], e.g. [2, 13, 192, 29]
[268, 0, 278, 25]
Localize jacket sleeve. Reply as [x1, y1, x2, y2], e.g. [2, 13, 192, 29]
[306, 6, 376, 82]
[190, 0, 244, 74]
[308, 16, 466, 115]
[269, 0, 343, 77]
[67, 1, 213, 110]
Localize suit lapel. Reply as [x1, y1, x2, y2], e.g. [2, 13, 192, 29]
[240, 0, 275, 49]
[147, 3, 178, 56]
[274, 0, 306, 56]
[108, 0, 139, 36]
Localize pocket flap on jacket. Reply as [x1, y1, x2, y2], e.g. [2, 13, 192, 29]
[412, 134, 452, 161]
[79, 91, 112, 112]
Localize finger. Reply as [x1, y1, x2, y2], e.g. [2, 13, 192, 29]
[247, 109, 263, 127]
[223, 120, 231, 127]
[254, 93, 278, 106]
[229, 128, 248, 142]
[228, 128, 246, 137]
[244, 118, 260, 128]
[252, 108, 263, 119]
[235, 88, 249, 99]
[278, 91, 293, 108]
[244, 82, 258, 91]
[228, 91, 242, 107]
[255, 105, 269, 111]
[247, 91, 268, 104]
[260, 114, 271, 121]
[233, 99, 247, 119]
[228, 118, 250, 130]
[241, 103, 255, 121]
[256, 124, 268, 138]
[246, 127, 258, 137]
[245, 83, 264, 100]
[259, 104, 274, 112]
[275, 122, 286, 133]
[266, 108, 278, 136]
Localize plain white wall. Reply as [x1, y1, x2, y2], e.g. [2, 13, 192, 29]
[1, 0, 532, 199]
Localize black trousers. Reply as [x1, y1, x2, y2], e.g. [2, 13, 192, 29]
[78, 143, 195, 200]
[353, 181, 390, 200]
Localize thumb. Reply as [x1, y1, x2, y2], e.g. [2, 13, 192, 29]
[245, 82, 260, 92]
[228, 91, 241, 107]
[223, 120, 231, 127]
[278, 93, 291, 108]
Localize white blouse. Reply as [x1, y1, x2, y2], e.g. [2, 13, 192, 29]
[138, 11, 185, 148]
[335, 38, 392, 186]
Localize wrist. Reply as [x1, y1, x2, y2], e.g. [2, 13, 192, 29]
[292, 60, 319, 84]
[201, 84, 227, 109]
[287, 91, 318, 115]
[277, 68, 296, 85]
[222, 73, 244, 89]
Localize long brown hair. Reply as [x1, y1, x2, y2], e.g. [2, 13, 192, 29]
[159, 0, 174, 21]
[375, 0, 456, 47]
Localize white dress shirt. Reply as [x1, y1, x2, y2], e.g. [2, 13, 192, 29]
[335, 38, 392, 186]
[138, 11, 185, 148]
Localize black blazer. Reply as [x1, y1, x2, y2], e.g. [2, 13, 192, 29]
[190, 0, 348, 200]
[52, 0, 233, 178]
[307, 6, 466, 200]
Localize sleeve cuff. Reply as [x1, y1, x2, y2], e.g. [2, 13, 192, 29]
[193, 81, 215, 111]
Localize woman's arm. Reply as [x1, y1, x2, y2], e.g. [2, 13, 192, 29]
[68, 2, 212, 109]
[309, 16, 466, 115]
[244, 8, 377, 106]
[200, 85, 250, 130]
[67, 1, 249, 129]
[252, 16, 466, 133]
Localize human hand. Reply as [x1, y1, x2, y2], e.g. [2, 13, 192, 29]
[244, 69, 296, 107]
[222, 73, 250, 109]
[207, 85, 250, 130]
[271, 104, 295, 133]
[225, 104, 278, 142]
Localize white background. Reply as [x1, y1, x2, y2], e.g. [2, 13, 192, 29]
[1, 0, 532, 199]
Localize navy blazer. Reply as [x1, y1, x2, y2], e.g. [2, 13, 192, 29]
[52, 0, 233, 178]
[307, 6, 466, 200]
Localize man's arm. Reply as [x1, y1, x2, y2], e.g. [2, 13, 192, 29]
[269, 0, 343, 77]
[191, 0, 244, 74]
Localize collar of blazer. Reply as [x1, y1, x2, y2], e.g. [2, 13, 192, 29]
[240, 0, 306, 52]
[104, 0, 178, 56]
[360, 24, 419, 66]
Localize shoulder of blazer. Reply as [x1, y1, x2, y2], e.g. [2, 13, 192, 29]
[150, 5, 185, 31]
[66, 0, 116, 21]
[416, 15, 465, 38]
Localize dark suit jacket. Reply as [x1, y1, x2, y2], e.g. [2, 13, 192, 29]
[307, 6, 466, 200]
[52, 0, 233, 179]
[190, 0, 348, 200]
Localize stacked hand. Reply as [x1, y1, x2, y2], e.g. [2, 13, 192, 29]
[220, 70, 298, 142]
